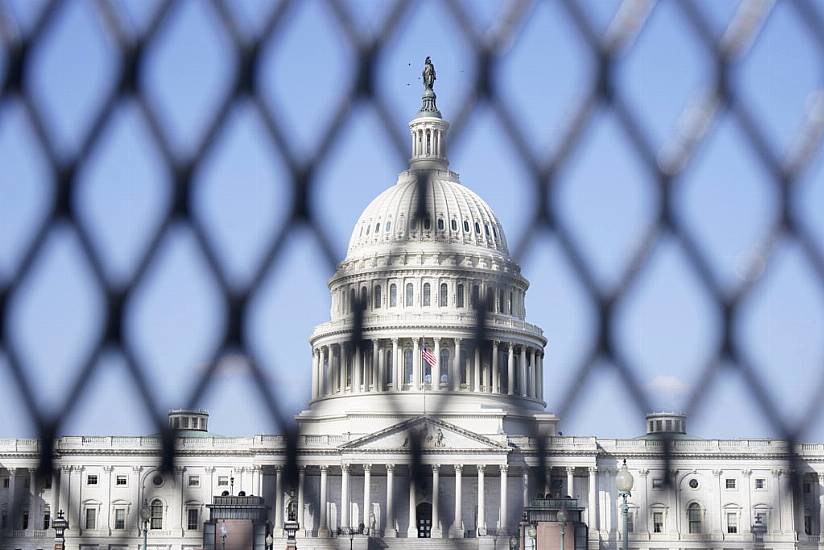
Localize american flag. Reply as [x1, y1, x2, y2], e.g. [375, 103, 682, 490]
[421, 346, 438, 367]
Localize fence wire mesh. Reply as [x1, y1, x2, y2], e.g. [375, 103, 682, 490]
[1, 0, 824, 546]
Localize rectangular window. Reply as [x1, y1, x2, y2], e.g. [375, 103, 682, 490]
[470, 285, 479, 307]
[116, 475, 127, 486]
[805, 515, 812, 535]
[652, 478, 663, 489]
[188, 475, 199, 487]
[755, 512, 767, 529]
[727, 513, 738, 534]
[755, 478, 765, 489]
[21, 511, 28, 530]
[652, 512, 663, 533]
[2, 478, 8, 488]
[85, 508, 96, 530]
[389, 284, 397, 307]
[87, 475, 98, 486]
[114, 509, 125, 530]
[43, 511, 50, 530]
[1, 512, 6, 529]
[24, 478, 30, 489]
[456, 283, 464, 308]
[804, 482, 812, 493]
[44, 478, 51, 490]
[725, 478, 736, 489]
[187, 508, 199, 531]
[217, 476, 229, 486]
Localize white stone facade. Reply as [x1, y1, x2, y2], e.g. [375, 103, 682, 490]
[0, 74, 819, 550]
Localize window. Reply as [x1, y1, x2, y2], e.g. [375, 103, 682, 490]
[44, 478, 51, 489]
[404, 349, 413, 384]
[349, 288, 355, 313]
[187, 508, 199, 531]
[188, 476, 200, 487]
[2, 478, 8, 488]
[755, 511, 767, 530]
[360, 287, 367, 308]
[182, 417, 189, 429]
[437, 218, 444, 231]
[24, 478, 30, 489]
[439, 349, 449, 385]
[652, 512, 663, 533]
[688, 503, 701, 534]
[1, 512, 6, 529]
[116, 475, 127, 486]
[726, 513, 738, 534]
[463, 220, 470, 232]
[755, 478, 765, 489]
[114, 509, 125, 530]
[405, 283, 414, 307]
[217, 476, 229, 486]
[374, 286, 381, 309]
[805, 515, 812, 535]
[85, 508, 96, 530]
[439, 283, 447, 307]
[43, 511, 50, 530]
[22, 511, 28, 530]
[385, 350, 393, 385]
[471, 285, 479, 307]
[150, 499, 163, 530]
[423, 216, 431, 230]
[725, 478, 736, 489]
[390, 284, 397, 307]
[152, 474, 163, 487]
[804, 482, 811, 494]
[688, 478, 699, 489]
[87, 475, 98, 486]
[423, 283, 431, 306]
[474, 222, 480, 234]
[375, 222, 380, 233]
[386, 221, 391, 232]
[456, 284, 464, 308]
[451, 219, 457, 231]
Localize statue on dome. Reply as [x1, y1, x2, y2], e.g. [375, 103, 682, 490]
[423, 57, 436, 91]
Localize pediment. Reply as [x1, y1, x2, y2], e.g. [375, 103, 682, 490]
[340, 417, 508, 452]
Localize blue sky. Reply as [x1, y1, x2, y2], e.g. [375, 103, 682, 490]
[1, 0, 823, 441]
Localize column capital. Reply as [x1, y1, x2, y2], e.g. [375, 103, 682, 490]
[588, 466, 598, 474]
[454, 464, 463, 474]
[204, 466, 215, 473]
[175, 466, 186, 474]
[341, 464, 350, 473]
[319, 465, 328, 472]
[432, 464, 440, 473]
[500, 464, 509, 473]
[772, 468, 783, 477]
[132, 466, 142, 473]
[274, 464, 283, 472]
[742, 469, 752, 477]
[565, 466, 575, 474]
[712, 469, 723, 477]
[477, 465, 485, 474]
[638, 469, 649, 477]
[102, 466, 114, 472]
[386, 464, 395, 472]
[363, 464, 372, 472]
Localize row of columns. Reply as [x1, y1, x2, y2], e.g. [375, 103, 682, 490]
[311, 339, 544, 401]
[412, 127, 443, 158]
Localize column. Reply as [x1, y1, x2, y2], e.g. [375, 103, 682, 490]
[392, 339, 400, 391]
[520, 346, 527, 397]
[412, 337, 420, 390]
[432, 465, 441, 537]
[500, 465, 509, 535]
[337, 344, 345, 393]
[274, 466, 283, 535]
[818, 473, 824, 538]
[743, 469, 752, 533]
[59, 467, 70, 527]
[477, 465, 486, 535]
[507, 345, 515, 396]
[588, 467, 599, 533]
[537, 352, 544, 400]
[297, 468, 305, 537]
[492, 341, 499, 393]
[341, 464, 350, 532]
[130, 466, 141, 536]
[773, 469, 783, 533]
[473, 345, 481, 392]
[433, 338, 441, 390]
[638, 469, 649, 534]
[566, 467, 575, 498]
[177, 466, 185, 533]
[354, 345, 362, 392]
[385, 465, 396, 537]
[311, 348, 319, 399]
[28, 469, 37, 532]
[319, 466, 330, 537]
[372, 340, 380, 391]
[451, 465, 463, 537]
[70, 467, 81, 530]
[407, 476, 417, 537]
[51, 468, 60, 526]
[529, 348, 536, 397]
[378, 341, 385, 391]
[522, 469, 529, 508]
[452, 338, 462, 390]
[363, 465, 371, 533]
[7, 468, 16, 527]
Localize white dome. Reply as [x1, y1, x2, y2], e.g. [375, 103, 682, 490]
[346, 171, 509, 259]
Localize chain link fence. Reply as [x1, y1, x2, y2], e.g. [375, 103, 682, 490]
[2, 0, 824, 546]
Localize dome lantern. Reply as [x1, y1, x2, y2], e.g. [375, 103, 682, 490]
[409, 57, 449, 171]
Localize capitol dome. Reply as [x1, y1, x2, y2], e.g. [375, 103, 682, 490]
[298, 63, 551, 437]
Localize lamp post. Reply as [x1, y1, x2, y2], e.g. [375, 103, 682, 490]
[140, 500, 151, 550]
[265, 533, 274, 550]
[557, 509, 566, 550]
[615, 459, 634, 550]
[284, 510, 299, 550]
[52, 509, 68, 550]
[348, 530, 354, 550]
[509, 535, 518, 550]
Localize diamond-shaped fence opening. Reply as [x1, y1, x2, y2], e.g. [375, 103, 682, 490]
[1, 0, 824, 547]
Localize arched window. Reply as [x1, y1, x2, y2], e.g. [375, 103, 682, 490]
[349, 288, 356, 313]
[437, 218, 444, 231]
[375, 223, 380, 233]
[385, 349, 393, 385]
[404, 348, 413, 384]
[360, 287, 367, 308]
[386, 221, 391, 232]
[485, 224, 490, 237]
[493, 226, 498, 239]
[498, 288, 504, 313]
[688, 503, 702, 534]
[390, 284, 397, 307]
[423, 283, 431, 306]
[424, 216, 431, 231]
[451, 219, 458, 231]
[439, 349, 449, 385]
[456, 283, 465, 308]
[463, 220, 470, 232]
[475, 222, 481, 234]
[150, 499, 163, 530]
[426, 131, 431, 154]
[405, 283, 414, 307]
[439, 283, 448, 307]
[366, 224, 370, 235]
[374, 286, 382, 309]
[471, 285, 480, 308]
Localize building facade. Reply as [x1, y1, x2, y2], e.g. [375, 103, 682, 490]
[1, 67, 820, 550]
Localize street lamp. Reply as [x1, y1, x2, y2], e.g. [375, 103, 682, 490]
[348, 530, 354, 550]
[509, 535, 518, 550]
[52, 509, 68, 550]
[140, 500, 151, 550]
[284, 510, 299, 550]
[557, 509, 567, 550]
[615, 459, 634, 550]
[265, 533, 274, 550]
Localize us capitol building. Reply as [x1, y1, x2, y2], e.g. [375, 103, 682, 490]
[1, 62, 821, 550]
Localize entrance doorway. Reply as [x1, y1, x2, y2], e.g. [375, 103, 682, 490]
[416, 502, 432, 538]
